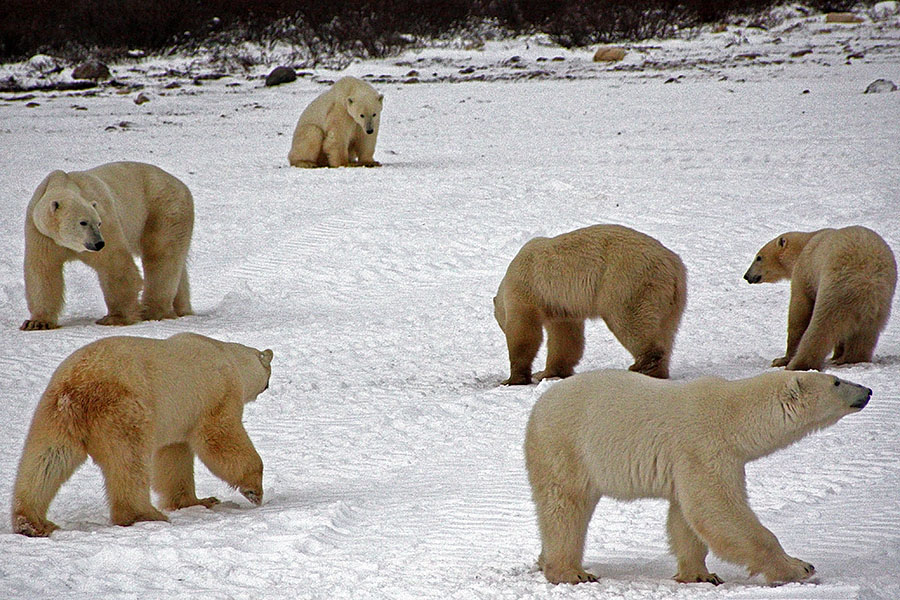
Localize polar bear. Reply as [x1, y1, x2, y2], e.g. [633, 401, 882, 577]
[493, 224, 686, 384]
[22, 161, 194, 330]
[525, 369, 871, 585]
[288, 76, 383, 168]
[743, 226, 896, 370]
[12, 333, 273, 537]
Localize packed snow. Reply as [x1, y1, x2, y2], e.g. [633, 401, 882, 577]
[1, 6, 899, 599]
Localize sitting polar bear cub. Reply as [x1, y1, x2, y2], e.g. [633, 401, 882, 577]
[22, 161, 194, 330]
[12, 333, 273, 537]
[524, 369, 871, 585]
[288, 76, 383, 168]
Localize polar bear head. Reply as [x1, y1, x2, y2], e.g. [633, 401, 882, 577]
[231, 343, 274, 403]
[33, 171, 105, 253]
[782, 372, 870, 435]
[743, 232, 808, 284]
[346, 92, 383, 136]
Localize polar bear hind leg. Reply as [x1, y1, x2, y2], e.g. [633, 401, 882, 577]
[289, 124, 326, 167]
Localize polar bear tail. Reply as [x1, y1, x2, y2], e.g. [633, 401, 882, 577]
[11, 424, 87, 537]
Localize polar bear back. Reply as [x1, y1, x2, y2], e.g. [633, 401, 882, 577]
[505, 224, 684, 318]
[47, 333, 266, 446]
[76, 161, 193, 253]
[525, 369, 829, 500]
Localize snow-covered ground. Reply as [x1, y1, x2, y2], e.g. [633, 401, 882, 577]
[1, 6, 899, 599]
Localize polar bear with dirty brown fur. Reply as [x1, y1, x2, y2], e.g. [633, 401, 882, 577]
[744, 226, 896, 371]
[525, 369, 871, 585]
[12, 333, 272, 537]
[493, 224, 687, 384]
[22, 161, 194, 330]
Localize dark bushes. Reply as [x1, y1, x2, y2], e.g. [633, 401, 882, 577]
[0, 1, 870, 63]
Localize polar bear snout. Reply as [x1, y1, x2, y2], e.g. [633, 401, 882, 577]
[743, 269, 762, 284]
[85, 238, 105, 252]
[850, 386, 872, 410]
[835, 377, 872, 410]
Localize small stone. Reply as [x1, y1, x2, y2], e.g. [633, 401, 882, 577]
[864, 79, 897, 94]
[134, 92, 150, 105]
[265, 66, 297, 87]
[72, 61, 110, 81]
[593, 46, 626, 62]
[825, 12, 863, 23]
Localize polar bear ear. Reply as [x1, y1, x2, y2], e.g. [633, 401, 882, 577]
[347, 97, 354, 106]
[259, 349, 273, 368]
[50, 200, 60, 212]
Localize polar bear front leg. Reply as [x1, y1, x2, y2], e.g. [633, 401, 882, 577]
[667, 501, 722, 585]
[351, 130, 381, 167]
[193, 418, 264, 506]
[774, 287, 814, 368]
[678, 470, 815, 584]
[90, 249, 143, 326]
[153, 443, 220, 510]
[532, 479, 599, 584]
[22, 250, 65, 330]
[534, 320, 584, 381]
[502, 310, 543, 385]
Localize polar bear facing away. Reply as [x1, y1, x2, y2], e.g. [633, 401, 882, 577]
[525, 369, 871, 585]
[288, 76, 383, 168]
[12, 333, 273, 537]
[494, 225, 686, 384]
[743, 226, 896, 370]
[22, 161, 194, 330]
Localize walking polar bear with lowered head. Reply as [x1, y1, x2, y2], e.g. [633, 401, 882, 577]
[288, 76, 383, 168]
[22, 161, 194, 330]
[525, 369, 871, 585]
[743, 226, 896, 371]
[12, 333, 273, 537]
[493, 224, 686, 384]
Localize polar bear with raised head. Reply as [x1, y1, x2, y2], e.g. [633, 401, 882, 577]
[525, 368, 871, 585]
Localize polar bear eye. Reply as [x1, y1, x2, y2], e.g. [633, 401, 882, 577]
[79, 220, 88, 226]
[360, 113, 365, 118]
[834, 379, 840, 387]
[755, 256, 762, 262]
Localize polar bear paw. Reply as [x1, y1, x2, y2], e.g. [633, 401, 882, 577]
[20, 319, 59, 331]
[13, 513, 59, 537]
[771, 356, 790, 368]
[96, 313, 141, 326]
[675, 571, 723, 585]
[760, 556, 815, 583]
[542, 566, 598, 585]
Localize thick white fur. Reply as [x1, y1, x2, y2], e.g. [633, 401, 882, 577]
[525, 369, 870, 585]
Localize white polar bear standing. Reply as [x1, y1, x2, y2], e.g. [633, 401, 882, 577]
[288, 76, 383, 168]
[524, 369, 871, 585]
[22, 161, 194, 330]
